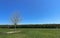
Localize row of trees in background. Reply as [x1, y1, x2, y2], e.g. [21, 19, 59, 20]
[0, 24, 60, 28]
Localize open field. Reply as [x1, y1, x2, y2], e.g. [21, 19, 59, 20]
[0, 28, 60, 38]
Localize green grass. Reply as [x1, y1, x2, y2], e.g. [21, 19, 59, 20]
[0, 28, 60, 38]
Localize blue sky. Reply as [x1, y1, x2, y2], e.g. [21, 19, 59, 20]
[0, 0, 60, 24]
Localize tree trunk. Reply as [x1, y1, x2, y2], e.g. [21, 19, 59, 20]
[14, 23, 17, 31]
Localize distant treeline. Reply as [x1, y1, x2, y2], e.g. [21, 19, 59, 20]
[0, 24, 60, 28]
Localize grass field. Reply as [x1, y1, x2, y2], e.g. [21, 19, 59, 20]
[0, 28, 60, 38]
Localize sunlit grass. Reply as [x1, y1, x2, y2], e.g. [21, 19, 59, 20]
[0, 28, 60, 38]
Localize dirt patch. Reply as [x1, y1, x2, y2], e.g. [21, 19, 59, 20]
[0, 31, 21, 34]
[6, 31, 21, 34]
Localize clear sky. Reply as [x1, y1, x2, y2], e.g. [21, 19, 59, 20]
[0, 0, 60, 24]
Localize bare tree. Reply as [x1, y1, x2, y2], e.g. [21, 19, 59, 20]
[10, 11, 21, 31]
